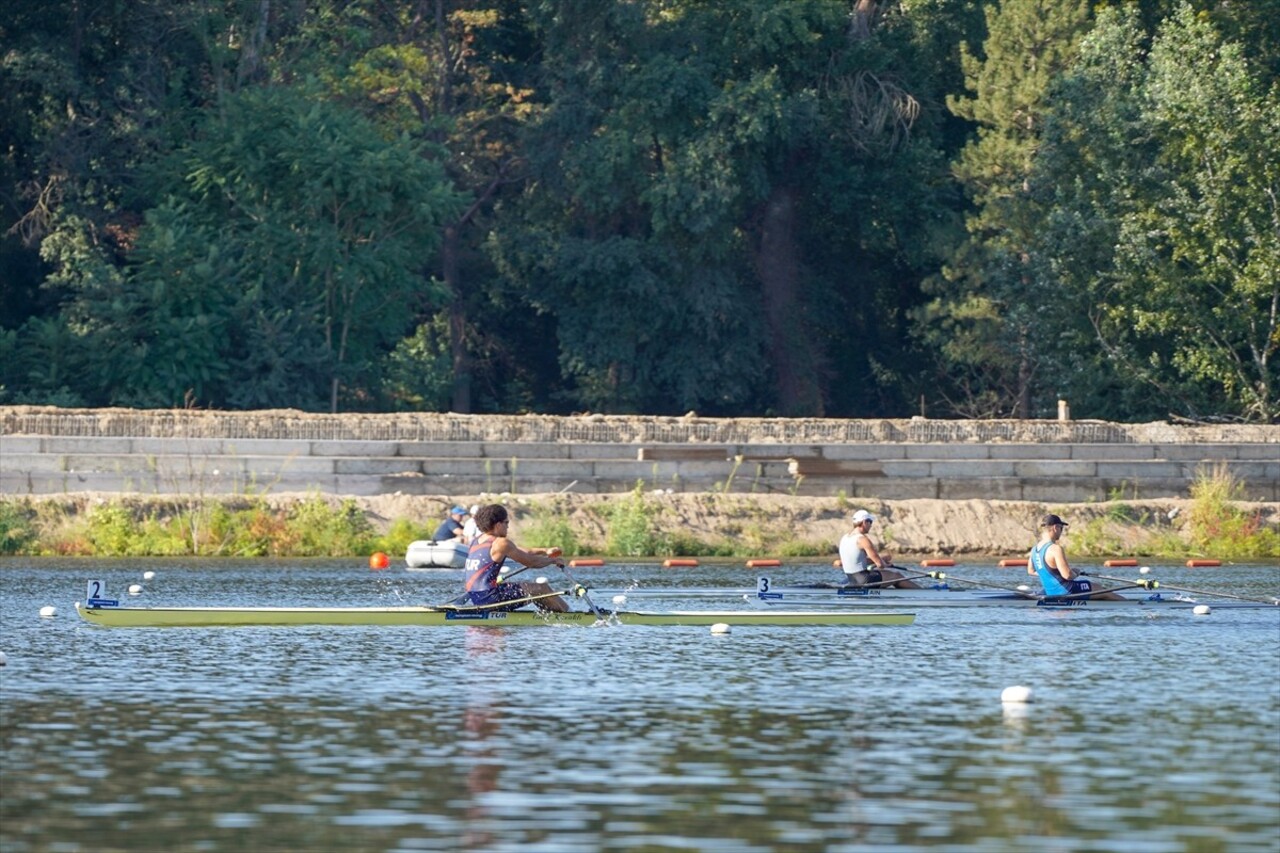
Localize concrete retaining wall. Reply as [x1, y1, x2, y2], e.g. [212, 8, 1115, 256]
[2, 409, 1277, 502]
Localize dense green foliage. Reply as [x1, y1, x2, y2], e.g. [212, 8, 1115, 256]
[2, 484, 1275, 558]
[1, 0, 1276, 421]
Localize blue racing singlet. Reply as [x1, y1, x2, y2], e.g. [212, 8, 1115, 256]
[464, 536, 504, 593]
[459, 537, 525, 609]
[1030, 540, 1092, 596]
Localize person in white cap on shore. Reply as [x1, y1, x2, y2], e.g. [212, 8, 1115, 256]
[462, 504, 481, 542]
[838, 509, 921, 588]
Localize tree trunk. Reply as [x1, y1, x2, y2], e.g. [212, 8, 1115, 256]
[753, 186, 824, 416]
[443, 224, 471, 413]
[1015, 345, 1033, 419]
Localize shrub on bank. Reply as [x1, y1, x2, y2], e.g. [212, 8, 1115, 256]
[0, 480, 1276, 559]
[0, 500, 37, 554]
[1186, 466, 1280, 560]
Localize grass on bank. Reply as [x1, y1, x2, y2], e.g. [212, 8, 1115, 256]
[1066, 466, 1280, 560]
[0, 469, 1276, 559]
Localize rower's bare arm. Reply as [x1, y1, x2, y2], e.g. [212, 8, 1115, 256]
[496, 539, 564, 568]
[859, 535, 888, 568]
[1050, 545, 1073, 580]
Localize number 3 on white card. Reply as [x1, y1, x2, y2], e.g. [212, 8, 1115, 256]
[87, 579, 106, 600]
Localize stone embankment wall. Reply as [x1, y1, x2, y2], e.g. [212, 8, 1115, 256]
[1, 407, 1277, 502]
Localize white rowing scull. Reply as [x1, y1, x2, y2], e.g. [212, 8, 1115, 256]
[591, 576, 1280, 609]
[74, 601, 915, 628]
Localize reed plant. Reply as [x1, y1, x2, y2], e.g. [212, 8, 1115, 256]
[512, 506, 584, 555]
[1185, 465, 1280, 559]
[0, 500, 37, 555]
[380, 518, 437, 557]
[605, 483, 665, 556]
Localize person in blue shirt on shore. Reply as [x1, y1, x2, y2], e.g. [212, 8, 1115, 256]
[1028, 514, 1123, 599]
[434, 505, 469, 543]
[459, 504, 569, 612]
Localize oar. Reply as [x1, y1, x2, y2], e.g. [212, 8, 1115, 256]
[1041, 582, 1146, 601]
[557, 559, 608, 621]
[1085, 573, 1280, 606]
[852, 569, 935, 589]
[922, 571, 1040, 598]
[507, 546, 609, 619]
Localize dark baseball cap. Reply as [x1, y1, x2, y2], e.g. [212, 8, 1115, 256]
[1040, 513, 1068, 528]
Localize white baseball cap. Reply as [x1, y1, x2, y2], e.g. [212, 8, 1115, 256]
[851, 509, 875, 524]
[469, 504, 480, 515]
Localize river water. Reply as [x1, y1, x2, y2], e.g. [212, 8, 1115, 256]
[1, 558, 1277, 853]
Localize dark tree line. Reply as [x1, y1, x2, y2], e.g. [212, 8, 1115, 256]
[1, 0, 1276, 421]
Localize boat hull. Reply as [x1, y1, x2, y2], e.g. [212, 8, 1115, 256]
[74, 602, 914, 628]
[757, 589, 1226, 607]
[751, 583, 1276, 608]
[404, 540, 467, 569]
[597, 581, 1279, 609]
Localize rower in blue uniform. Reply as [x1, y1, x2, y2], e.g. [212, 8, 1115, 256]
[1028, 514, 1124, 599]
[458, 504, 569, 612]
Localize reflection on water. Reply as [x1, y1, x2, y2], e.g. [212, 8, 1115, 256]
[1, 559, 1278, 852]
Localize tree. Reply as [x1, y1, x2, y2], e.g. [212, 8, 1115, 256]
[918, 0, 1092, 418]
[282, 0, 545, 412]
[1037, 4, 1280, 421]
[491, 0, 950, 416]
[64, 86, 465, 410]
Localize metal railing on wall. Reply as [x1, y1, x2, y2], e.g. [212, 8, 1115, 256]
[3, 407, 1276, 445]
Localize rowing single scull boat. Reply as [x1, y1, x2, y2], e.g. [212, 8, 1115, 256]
[593, 577, 1280, 609]
[74, 601, 914, 628]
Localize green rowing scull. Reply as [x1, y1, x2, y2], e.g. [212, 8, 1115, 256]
[74, 602, 914, 628]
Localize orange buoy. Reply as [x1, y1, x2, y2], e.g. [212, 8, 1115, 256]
[998, 559, 1028, 568]
[1103, 559, 1138, 567]
[570, 558, 605, 567]
[663, 559, 699, 568]
[369, 552, 390, 570]
[746, 559, 782, 568]
[1186, 559, 1222, 567]
[920, 559, 956, 567]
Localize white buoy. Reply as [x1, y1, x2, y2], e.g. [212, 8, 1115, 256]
[710, 622, 731, 635]
[535, 576, 548, 585]
[1001, 685, 1034, 704]
[1192, 604, 1211, 616]
[128, 584, 143, 595]
[1139, 566, 1150, 575]
[1016, 584, 1031, 592]
[612, 595, 627, 605]
[39, 606, 57, 618]
[142, 570, 156, 580]
[0, 651, 7, 666]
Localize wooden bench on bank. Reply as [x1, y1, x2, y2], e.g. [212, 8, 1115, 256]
[637, 446, 826, 464]
[637, 446, 733, 462]
[787, 458, 885, 478]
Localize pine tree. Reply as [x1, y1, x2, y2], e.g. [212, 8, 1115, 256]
[915, 0, 1091, 418]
